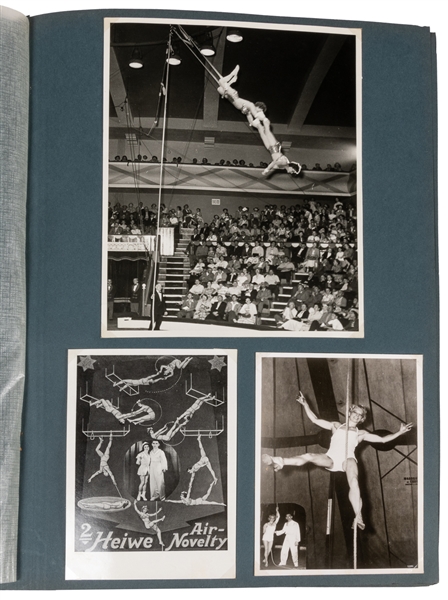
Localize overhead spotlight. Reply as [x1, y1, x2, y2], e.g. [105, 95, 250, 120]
[114, 155, 120, 161]
[142, 155, 148, 160]
[226, 29, 243, 43]
[167, 50, 182, 66]
[129, 48, 144, 69]
[200, 34, 216, 57]
[121, 155, 128, 162]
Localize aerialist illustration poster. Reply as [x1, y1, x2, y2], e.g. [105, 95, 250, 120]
[66, 349, 236, 580]
[103, 18, 363, 339]
[255, 353, 423, 576]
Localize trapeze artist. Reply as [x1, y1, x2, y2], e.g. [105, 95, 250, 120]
[186, 434, 218, 498]
[88, 433, 120, 493]
[262, 392, 413, 529]
[166, 480, 225, 507]
[85, 397, 155, 426]
[217, 66, 301, 177]
[133, 501, 165, 548]
[148, 393, 217, 442]
[116, 357, 193, 387]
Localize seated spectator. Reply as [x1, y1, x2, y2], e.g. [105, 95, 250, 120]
[193, 294, 212, 320]
[225, 295, 242, 324]
[277, 256, 296, 283]
[256, 283, 272, 315]
[251, 268, 265, 289]
[206, 295, 227, 321]
[189, 279, 205, 298]
[274, 301, 298, 327]
[177, 293, 197, 319]
[264, 268, 280, 298]
[236, 298, 258, 325]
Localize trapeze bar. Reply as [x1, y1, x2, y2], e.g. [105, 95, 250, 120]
[105, 366, 140, 396]
[181, 416, 225, 437]
[185, 374, 225, 407]
[82, 420, 130, 439]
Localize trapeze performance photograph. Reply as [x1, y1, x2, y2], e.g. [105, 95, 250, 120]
[255, 353, 423, 576]
[66, 349, 237, 580]
[102, 18, 362, 338]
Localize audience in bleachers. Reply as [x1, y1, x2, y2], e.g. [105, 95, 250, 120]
[110, 197, 359, 331]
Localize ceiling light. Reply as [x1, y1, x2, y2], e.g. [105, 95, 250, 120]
[200, 43, 215, 57]
[226, 29, 243, 43]
[167, 51, 182, 66]
[129, 48, 143, 69]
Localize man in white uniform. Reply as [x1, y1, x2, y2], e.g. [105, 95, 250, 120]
[275, 513, 301, 568]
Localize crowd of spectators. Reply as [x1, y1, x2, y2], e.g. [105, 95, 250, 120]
[111, 155, 354, 173]
[173, 199, 359, 331]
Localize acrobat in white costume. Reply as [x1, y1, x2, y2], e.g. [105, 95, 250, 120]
[88, 433, 119, 490]
[166, 480, 225, 507]
[262, 392, 413, 529]
[148, 393, 216, 442]
[133, 501, 165, 547]
[135, 442, 151, 501]
[119, 400, 155, 425]
[186, 434, 218, 498]
[117, 357, 193, 387]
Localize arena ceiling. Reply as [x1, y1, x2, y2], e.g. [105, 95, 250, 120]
[109, 22, 357, 152]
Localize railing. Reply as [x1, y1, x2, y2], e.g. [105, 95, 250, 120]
[107, 228, 174, 255]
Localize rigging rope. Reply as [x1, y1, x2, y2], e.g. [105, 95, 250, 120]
[151, 31, 172, 330]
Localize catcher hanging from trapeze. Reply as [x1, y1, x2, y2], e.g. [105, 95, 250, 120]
[116, 357, 193, 387]
[86, 397, 155, 425]
[172, 25, 301, 177]
[262, 392, 413, 530]
[147, 393, 216, 442]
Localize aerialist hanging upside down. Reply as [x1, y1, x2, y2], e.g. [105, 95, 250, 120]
[117, 357, 193, 387]
[88, 433, 119, 489]
[217, 66, 302, 177]
[262, 392, 413, 529]
[147, 394, 216, 442]
[186, 434, 218, 498]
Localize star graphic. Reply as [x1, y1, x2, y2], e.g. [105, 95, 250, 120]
[208, 356, 226, 372]
[77, 356, 97, 371]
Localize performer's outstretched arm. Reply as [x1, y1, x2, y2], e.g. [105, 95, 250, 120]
[362, 422, 413, 444]
[296, 392, 333, 430]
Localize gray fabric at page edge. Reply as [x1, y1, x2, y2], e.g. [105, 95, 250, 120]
[0, 5, 29, 584]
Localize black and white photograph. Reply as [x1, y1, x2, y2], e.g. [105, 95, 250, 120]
[66, 349, 236, 580]
[102, 18, 362, 338]
[255, 354, 423, 575]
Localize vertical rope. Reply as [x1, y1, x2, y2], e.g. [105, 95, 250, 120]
[353, 516, 358, 569]
[151, 32, 172, 329]
[344, 359, 351, 466]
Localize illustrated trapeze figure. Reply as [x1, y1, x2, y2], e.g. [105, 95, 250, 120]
[186, 434, 218, 498]
[133, 501, 165, 548]
[166, 480, 225, 507]
[77, 497, 131, 512]
[217, 67, 302, 177]
[88, 433, 120, 496]
[262, 392, 413, 529]
[83, 396, 155, 426]
[148, 393, 217, 442]
[117, 356, 193, 387]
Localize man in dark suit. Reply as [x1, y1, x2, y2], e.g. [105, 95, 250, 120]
[107, 279, 115, 320]
[206, 295, 227, 321]
[130, 278, 141, 315]
[151, 283, 167, 330]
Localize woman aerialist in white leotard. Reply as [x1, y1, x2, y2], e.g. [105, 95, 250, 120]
[262, 506, 280, 567]
[262, 392, 412, 529]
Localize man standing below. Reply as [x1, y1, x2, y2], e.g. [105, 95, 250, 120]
[107, 279, 115, 320]
[275, 513, 301, 568]
[130, 277, 140, 316]
[151, 283, 166, 331]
